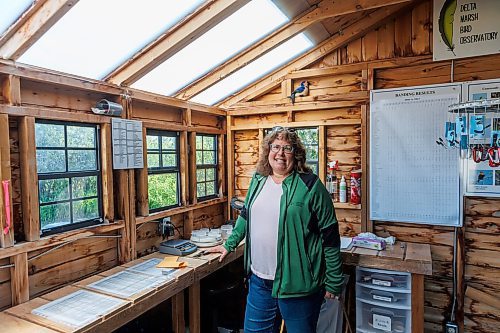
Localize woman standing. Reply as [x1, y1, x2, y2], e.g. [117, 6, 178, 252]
[208, 126, 343, 333]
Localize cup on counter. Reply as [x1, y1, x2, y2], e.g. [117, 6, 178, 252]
[221, 225, 233, 240]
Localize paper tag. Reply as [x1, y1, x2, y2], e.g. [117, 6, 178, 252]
[373, 294, 392, 302]
[372, 278, 391, 287]
[373, 313, 392, 331]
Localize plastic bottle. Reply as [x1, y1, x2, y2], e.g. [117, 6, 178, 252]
[326, 167, 333, 195]
[339, 175, 347, 203]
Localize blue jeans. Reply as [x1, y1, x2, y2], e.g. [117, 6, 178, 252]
[244, 274, 324, 333]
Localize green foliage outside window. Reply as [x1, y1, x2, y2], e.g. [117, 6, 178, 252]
[147, 130, 180, 211]
[295, 128, 319, 174]
[35, 122, 101, 233]
[196, 134, 217, 199]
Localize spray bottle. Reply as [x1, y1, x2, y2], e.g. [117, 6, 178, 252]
[339, 175, 347, 203]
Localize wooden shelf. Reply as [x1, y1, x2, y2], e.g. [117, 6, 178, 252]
[334, 202, 361, 210]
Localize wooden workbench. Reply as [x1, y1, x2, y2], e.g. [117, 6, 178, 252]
[0, 240, 430, 333]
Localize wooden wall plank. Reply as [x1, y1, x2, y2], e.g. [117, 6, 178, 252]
[0, 113, 14, 247]
[411, 0, 431, 55]
[136, 127, 149, 216]
[100, 123, 115, 221]
[10, 253, 28, 305]
[18, 117, 39, 241]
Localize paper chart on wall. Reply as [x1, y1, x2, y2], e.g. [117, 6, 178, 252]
[370, 84, 461, 226]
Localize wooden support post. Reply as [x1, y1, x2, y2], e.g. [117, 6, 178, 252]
[172, 291, 185, 333]
[117, 170, 132, 263]
[217, 134, 225, 198]
[287, 110, 294, 123]
[188, 132, 197, 205]
[19, 117, 40, 241]
[2, 75, 21, 105]
[136, 127, 149, 215]
[10, 253, 29, 305]
[456, 226, 465, 332]
[0, 114, 14, 247]
[411, 274, 424, 333]
[227, 116, 234, 217]
[184, 210, 194, 240]
[361, 104, 371, 232]
[128, 168, 137, 260]
[318, 125, 326, 184]
[100, 123, 115, 221]
[189, 282, 201, 333]
[180, 130, 189, 206]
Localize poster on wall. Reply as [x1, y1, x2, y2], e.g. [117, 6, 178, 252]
[463, 79, 500, 196]
[370, 83, 461, 226]
[433, 0, 500, 61]
[111, 118, 144, 169]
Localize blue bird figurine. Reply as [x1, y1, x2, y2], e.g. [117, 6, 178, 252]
[288, 81, 309, 104]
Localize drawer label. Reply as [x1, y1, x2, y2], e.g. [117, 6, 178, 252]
[372, 278, 391, 287]
[373, 313, 392, 331]
[373, 294, 393, 302]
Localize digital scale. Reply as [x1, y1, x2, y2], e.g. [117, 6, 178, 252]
[158, 239, 197, 256]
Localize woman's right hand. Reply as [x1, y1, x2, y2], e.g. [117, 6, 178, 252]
[205, 245, 228, 262]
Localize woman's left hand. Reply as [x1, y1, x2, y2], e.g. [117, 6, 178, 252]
[325, 291, 340, 301]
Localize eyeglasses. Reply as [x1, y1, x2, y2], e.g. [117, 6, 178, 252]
[270, 143, 294, 154]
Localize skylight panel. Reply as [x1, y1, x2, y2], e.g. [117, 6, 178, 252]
[0, 0, 33, 37]
[190, 33, 313, 106]
[132, 0, 289, 96]
[18, 0, 203, 79]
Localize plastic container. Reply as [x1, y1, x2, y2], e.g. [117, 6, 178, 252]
[339, 175, 347, 203]
[350, 169, 361, 205]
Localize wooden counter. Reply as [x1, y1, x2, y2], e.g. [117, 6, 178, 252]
[0, 240, 431, 333]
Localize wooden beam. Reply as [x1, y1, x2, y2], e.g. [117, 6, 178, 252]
[318, 125, 326, 184]
[226, 116, 234, 217]
[19, 117, 40, 242]
[175, 0, 411, 100]
[227, 100, 364, 116]
[217, 134, 225, 197]
[136, 127, 149, 216]
[105, 0, 250, 85]
[360, 103, 370, 232]
[230, 119, 361, 131]
[10, 253, 29, 305]
[0, 0, 79, 59]
[219, 1, 414, 107]
[172, 292, 185, 333]
[2, 75, 21, 105]
[0, 105, 112, 123]
[189, 282, 201, 333]
[411, 274, 424, 333]
[0, 114, 14, 247]
[180, 130, 189, 206]
[189, 132, 198, 205]
[100, 123, 115, 221]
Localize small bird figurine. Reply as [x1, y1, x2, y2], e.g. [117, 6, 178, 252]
[288, 81, 309, 104]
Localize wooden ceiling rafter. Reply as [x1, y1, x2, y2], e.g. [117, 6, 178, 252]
[174, 0, 412, 101]
[218, 1, 418, 107]
[0, 0, 79, 60]
[104, 0, 250, 86]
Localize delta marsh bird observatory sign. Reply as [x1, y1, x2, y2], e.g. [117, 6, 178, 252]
[433, 0, 500, 61]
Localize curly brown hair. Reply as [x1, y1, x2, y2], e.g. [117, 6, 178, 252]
[255, 127, 312, 176]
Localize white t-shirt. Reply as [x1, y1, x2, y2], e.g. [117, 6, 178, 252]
[250, 176, 283, 280]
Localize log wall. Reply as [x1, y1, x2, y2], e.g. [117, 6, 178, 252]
[0, 61, 227, 311]
[229, 1, 500, 332]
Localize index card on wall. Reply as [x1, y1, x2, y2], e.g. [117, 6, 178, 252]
[111, 118, 144, 169]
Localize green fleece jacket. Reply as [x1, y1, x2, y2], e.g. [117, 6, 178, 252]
[223, 171, 343, 297]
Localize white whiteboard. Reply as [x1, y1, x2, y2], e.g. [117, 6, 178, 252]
[370, 84, 461, 226]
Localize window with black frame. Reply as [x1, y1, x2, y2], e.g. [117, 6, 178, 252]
[35, 121, 102, 236]
[265, 127, 319, 175]
[196, 134, 218, 200]
[146, 130, 180, 212]
[295, 128, 319, 175]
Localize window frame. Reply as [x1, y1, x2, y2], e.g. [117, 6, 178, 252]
[295, 127, 319, 175]
[195, 134, 218, 201]
[35, 120, 103, 236]
[146, 129, 181, 212]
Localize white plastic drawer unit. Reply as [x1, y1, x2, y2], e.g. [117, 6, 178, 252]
[356, 267, 411, 333]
